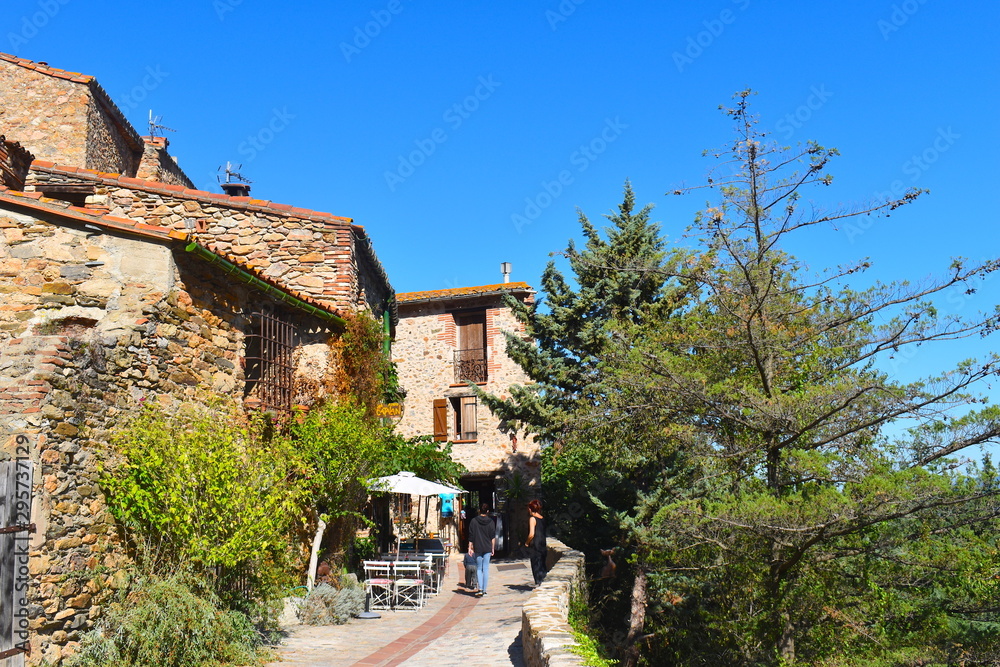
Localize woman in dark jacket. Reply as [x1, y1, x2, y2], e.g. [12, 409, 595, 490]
[467, 503, 496, 596]
[526, 499, 548, 585]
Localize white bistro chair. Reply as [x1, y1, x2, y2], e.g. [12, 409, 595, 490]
[393, 561, 425, 610]
[363, 560, 394, 611]
[417, 554, 439, 594]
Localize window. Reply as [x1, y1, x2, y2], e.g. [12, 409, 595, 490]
[454, 309, 487, 383]
[432, 396, 478, 442]
[243, 307, 296, 413]
[451, 396, 478, 441]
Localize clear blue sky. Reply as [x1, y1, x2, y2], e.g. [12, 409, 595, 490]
[5, 0, 998, 390]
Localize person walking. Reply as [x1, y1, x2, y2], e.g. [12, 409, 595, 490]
[525, 499, 548, 586]
[467, 503, 496, 597]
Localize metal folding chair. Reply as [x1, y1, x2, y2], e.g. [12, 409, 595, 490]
[418, 554, 439, 594]
[363, 560, 394, 610]
[393, 561, 425, 610]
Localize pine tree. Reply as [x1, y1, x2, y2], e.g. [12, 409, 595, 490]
[481, 180, 687, 443]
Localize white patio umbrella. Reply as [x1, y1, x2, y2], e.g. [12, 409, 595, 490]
[368, 471, 464, 496]
[368, 472, 465, 553]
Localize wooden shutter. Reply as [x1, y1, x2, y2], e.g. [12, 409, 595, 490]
[456, 311, 486, 352]
[433, 399, 448, 441]
[460, 397, 478, 440]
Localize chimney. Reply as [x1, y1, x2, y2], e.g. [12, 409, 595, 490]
[500, 262, 511, 283]
[137, 135, 195, 188]
[220, 181, 251, 197]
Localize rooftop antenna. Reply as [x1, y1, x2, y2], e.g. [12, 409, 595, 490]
[217, 161, 252, 196]
[217, 161, 252, 185]
[148, 110, 176, 138]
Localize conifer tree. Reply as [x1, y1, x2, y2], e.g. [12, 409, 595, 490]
[481, 180, 687, 443]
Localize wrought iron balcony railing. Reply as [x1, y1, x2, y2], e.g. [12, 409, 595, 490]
[454, 348, 487, 383]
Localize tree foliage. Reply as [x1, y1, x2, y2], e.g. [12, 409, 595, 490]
[481, 180, 687, 443]
[379, 434, 465, 484]
[502, 91, 1000, 665]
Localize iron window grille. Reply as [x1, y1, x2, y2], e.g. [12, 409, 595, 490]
[244, 307, 296, 413]
[453, 348, 487, 384]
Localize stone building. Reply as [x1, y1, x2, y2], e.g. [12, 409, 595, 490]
[0, 53, 393, 664]
[393, 282, 539, 553]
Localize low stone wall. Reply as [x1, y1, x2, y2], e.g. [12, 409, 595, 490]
[521, 538, 586, 667]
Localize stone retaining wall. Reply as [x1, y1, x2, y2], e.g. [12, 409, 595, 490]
[521, 538, 586, 667]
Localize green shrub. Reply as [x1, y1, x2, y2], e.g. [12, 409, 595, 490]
[103, 401, 305, 570]
[66, 573, 265, 667]
[568, 593, 619, 666]
[101, 401, 303, 612]
[297, 574, 365, 625]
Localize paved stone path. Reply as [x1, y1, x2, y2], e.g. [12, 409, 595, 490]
[268, 556, 534, 667]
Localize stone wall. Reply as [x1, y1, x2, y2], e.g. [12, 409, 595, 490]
[0, 58, 141, 177]
[83, 98, 139, 177]
[394, 295, 539, 481]
[0, 206, 341, 664]
[353, 227, 394, 316]
[25, 165, 379, 316]
[521, 538, 587, 667]
[0, 61, 89, 169]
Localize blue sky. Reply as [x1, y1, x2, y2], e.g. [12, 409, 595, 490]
[4, 0, 999, 392]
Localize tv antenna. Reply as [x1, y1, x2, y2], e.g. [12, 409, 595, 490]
[148, 110, 176, 138]
[217, 162, 252, 185]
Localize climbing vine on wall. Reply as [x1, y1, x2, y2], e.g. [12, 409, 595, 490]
[330, 311, 402, 416]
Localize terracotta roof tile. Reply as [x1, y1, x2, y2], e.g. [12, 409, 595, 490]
[0, 185, 341, 319]
[396, 282, 534, 303]
[31, 162, 356, 226]
[0, 53, 95, 83]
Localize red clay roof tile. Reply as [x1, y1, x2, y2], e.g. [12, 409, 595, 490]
[32, 161, 356, 225]
[0, 186, 341, 318]
[396, 282, 534, 303]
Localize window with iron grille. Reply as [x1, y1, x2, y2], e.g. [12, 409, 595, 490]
[243, 307, 296, 413]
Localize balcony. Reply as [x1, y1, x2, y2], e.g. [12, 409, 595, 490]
[454, 348, 487, 383]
